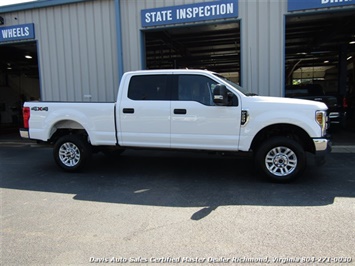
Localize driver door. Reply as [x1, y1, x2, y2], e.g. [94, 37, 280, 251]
[170, 74, 241, 151]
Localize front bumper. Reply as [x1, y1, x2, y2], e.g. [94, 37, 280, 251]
[19, 128, 29, 139]
[313, 138, 331, 166]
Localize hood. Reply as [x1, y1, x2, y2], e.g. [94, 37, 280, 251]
[247, 96, 328, 110]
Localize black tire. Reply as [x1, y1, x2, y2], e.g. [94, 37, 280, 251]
[53, 135, 92, 172]
[255, 137, 306, 182]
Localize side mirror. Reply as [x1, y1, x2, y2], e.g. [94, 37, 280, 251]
[213, 84, 229, 106]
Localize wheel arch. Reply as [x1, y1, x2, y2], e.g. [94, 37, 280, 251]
[48, 120, 89, 144]
[250, 123, 315, 154]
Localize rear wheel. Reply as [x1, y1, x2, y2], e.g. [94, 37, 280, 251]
[255, 137, 306, 182]
[53, 135, 92, 172]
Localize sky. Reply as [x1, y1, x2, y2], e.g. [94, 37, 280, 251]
[0, 0, 37, 7]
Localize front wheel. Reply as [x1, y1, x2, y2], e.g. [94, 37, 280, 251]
[53, 135, 92, 172]
[255, 137, 306, 182]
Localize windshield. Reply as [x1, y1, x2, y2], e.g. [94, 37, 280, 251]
[213, 74, 255, 96]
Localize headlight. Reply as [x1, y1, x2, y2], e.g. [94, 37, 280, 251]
[315, 110, 327, 136]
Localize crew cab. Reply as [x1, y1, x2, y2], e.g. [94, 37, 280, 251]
[20, 69, 330, 182]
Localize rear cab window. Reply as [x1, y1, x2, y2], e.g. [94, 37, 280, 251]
[128, 75, 170, 101]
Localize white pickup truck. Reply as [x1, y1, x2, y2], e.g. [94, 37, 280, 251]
[20, 69, 330, 182]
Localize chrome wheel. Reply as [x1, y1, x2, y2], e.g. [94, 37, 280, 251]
[54, 135, 92, 172]
[58, 142, 81, 167]
[265, 146, 298, 177]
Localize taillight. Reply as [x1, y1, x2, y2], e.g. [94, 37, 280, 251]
[23, 107, 30, 128]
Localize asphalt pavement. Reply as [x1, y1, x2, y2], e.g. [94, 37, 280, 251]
[1, 135, 355, 265]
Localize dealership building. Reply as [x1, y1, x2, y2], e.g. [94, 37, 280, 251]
[0, 0, 354, 128]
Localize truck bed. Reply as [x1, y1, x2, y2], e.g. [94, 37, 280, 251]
[24, 102, 117, 146]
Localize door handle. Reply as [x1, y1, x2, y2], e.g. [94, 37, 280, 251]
[123, 108, 134, 114]
[174, 109, 187, 115]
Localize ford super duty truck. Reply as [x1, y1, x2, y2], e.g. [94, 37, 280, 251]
[20, 69, 330, 182]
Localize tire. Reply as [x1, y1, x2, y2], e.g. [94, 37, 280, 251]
[255, 137, 306, 182]
[53, 135, 92, 172]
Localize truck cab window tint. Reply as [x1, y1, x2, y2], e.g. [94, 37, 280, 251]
[177, 75, 238, 106]
[178, 75, 214, 105]
[128, 75, 169, 100]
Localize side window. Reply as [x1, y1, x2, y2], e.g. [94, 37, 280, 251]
[177, 75, 215, 106]
[128, 75, 169, 101]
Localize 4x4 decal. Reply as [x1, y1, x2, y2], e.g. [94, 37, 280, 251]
[31, 106, 49, 111]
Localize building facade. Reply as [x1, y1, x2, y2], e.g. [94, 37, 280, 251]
[0, 0, 354, 125]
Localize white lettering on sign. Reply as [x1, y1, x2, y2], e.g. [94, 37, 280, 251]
[142, 1, 237, 27]
[1, 26, 30, 39]
[145, 10, 173, 23]
[321, 0, 353, 4]
[177, 3, 234, 19]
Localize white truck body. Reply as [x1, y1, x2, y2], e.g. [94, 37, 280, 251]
[20, 69, 330, 182]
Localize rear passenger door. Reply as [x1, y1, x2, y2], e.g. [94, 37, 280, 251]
[118, 74, 171, 148]
[170, 74, 241, 151]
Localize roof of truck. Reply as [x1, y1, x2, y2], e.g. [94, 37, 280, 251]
[124, 69, 215, 75]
